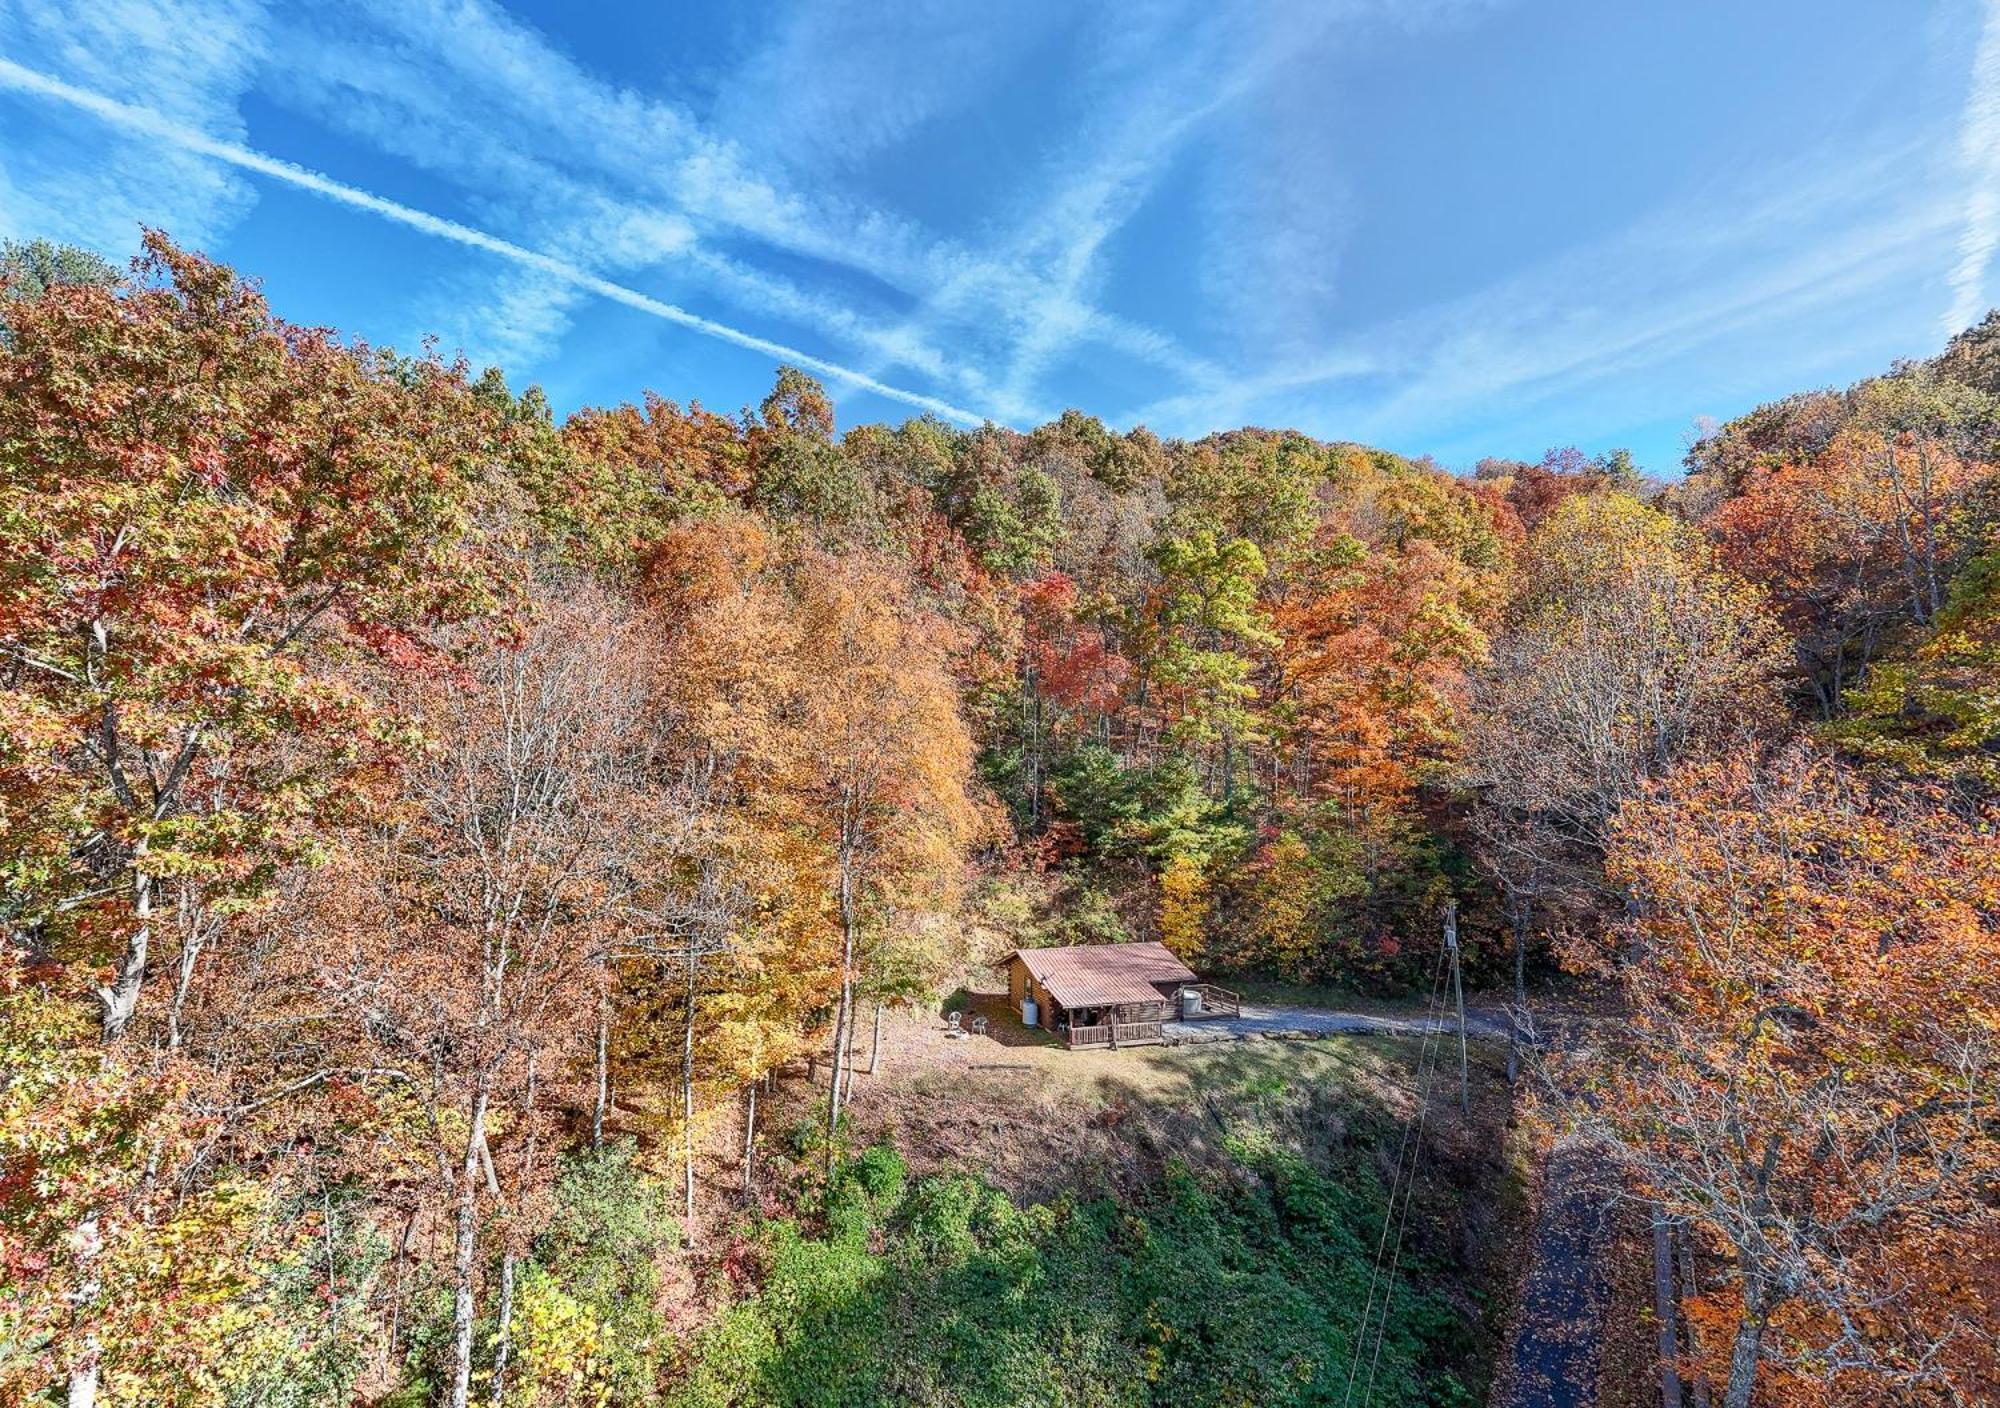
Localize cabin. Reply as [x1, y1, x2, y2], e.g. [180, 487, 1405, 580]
[996, 941, 1238, 1048]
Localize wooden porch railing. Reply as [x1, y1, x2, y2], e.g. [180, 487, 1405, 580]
[1066, 1020, 1165, 1048]
[1183, 983, 1242, 1017]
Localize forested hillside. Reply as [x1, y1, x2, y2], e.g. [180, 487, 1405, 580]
[2, 236, 1996, 1407]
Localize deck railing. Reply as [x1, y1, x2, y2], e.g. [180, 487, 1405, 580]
[1067, 1023, 1112, 1048]
[1183, 983, 1242, 1017]
[1112, 1020, 1164, 1046]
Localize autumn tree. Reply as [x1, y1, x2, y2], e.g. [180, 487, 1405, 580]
[748, 366, 860, 526]
[1834, 530, 2000, 788]
[378, 585, 656, 1408]
[0, 232, 519, 1043]
[1003, 571, 1131, 830]
[1463, 493, 1784, 965]
[1564, 746, 2000, 1408]
[1705, 425, 1993, 715]
[1164, 430, 1322, 564]
[1266, 453, 1500, 815]
[779, 550, 985, 1134]
[0, 238, 119, 346]
[632, 514, 799, 1235]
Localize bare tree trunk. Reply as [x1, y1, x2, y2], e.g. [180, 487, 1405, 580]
[65, 1358, 97, 1408]
[386, 1207, 416, 1372]
[827, 841, 857, 1147]
[742, 1081, 758, 1195]
[1507, 894, 1530, 1083]
[1722, 1283, 1770, 1408]
[682, 951, 698, 1245]
[165, 888, 206, 1051]
[97, 840, 151, 1040]
[591, 991, 609, 1154]
[1512, 895, 1529, 1010]
[489, 1057, 537, 1408]
[488, 1252, 516, 1408]
[1652, 1206, 1684, 1408]
[447, 1083, 490, 1408]
[64, 1215, 102, 1408]
[867, 1001, 883, 1076]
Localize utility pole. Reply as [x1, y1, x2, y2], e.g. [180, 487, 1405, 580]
[1445, 900, 1468, 1115]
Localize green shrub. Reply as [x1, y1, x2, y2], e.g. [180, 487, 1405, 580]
[670, 1141, 1468, 1407]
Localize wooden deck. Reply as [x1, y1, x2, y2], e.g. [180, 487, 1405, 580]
[1181, 982, 1242, 1017]
[1061, 985, 1240, 1048]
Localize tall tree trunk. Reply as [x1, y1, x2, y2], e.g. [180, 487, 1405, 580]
[447, 1083, 490, 1408]
[66, 1358, 97, 1408]
[682, 950, 698, 1244]
[97, 840, 151, 1040]
[867, 1001, 883, 1076]
[488, 1253, 516, 1408]
[827, 840, 857, 1146]
[591, 991, 609, 1154]
[1722, 1283, 1770, 1408]
[489, 1058, 536, 1408]
[1652, 1205, 1685, 1408]
[1512, 896, 1529, 1009]
[386, 1207, 416, 1373]
[742, 1081, 758, 1195]
[64, 1215, 102, 1408]
[165, 887, 205, 1051]
[1507, 894, 1531, 1083]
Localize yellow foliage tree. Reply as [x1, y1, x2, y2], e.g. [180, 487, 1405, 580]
[1156, 853, 1209, 963]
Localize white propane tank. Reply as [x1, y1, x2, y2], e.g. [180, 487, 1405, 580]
[1180, 987, 1203, 1019]
[1022, 995, 1039, 1028]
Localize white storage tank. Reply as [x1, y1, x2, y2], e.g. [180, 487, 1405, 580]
[1179, 987, 1203, 1019]
[1022, 995, 1039, 1028]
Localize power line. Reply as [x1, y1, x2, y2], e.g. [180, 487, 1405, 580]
[1341, 927, 1451, 1407]
[1358, 943, 1453, 1407]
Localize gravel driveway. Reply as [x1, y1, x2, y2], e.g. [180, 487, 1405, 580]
[1162, 1002, 1512, 1044]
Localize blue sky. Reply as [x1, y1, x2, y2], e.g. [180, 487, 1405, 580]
[2, 0, 1998, 476]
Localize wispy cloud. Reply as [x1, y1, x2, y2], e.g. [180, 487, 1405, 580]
[847, 0, 1272, 424]
[2, 0, 1959, 471]
[0, 0, 264, 252]
[1134, 138, 1962, 457]
[713, 0, 1075, 172]
[255, 0, 1113, 406]
[0, 55, 997, 424]
[1946, 0, 2000, 338]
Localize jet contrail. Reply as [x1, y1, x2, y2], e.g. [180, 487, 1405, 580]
[0, 55, 993, 425]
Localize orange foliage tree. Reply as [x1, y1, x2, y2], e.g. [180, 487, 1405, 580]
[1568, 746, 2000, 1408]
[1706, 426, 1992, 715]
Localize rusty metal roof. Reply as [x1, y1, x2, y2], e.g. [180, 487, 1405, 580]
[998, 941, 1197, 1009]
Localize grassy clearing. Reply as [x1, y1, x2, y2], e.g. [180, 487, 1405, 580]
[696, 1005, 1528, 1407]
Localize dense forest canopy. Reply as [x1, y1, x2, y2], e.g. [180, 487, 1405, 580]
[2, 235, 1996, 1407]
